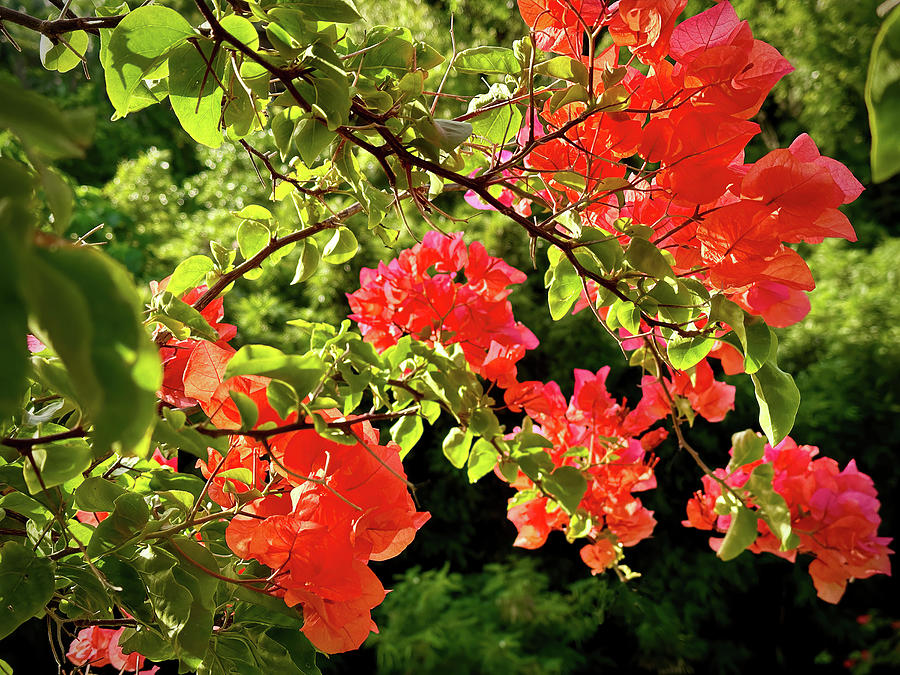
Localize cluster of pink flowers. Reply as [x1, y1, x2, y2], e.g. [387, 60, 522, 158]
[151, 288, 430, 654]
[684, 436, 893, 602]
[502, 369, 661, 572]
[347, 231, 538, 387]
[66, 626, 157, 674]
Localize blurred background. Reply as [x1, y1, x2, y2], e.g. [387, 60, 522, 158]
[1, 0, 898, 672]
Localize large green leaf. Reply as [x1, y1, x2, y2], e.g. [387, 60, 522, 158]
[284, 0, 361, 22]
[542, 465, 587, 514]
[165, 254, 215, 298]
[716, 505, 758, 561]
[454, 47, 520, 75]
[866, 5, 900, 182]
[471, 104, 523, 146]
[23, 436, 93, 494]
[0, 165, 31, 419]
[0, 542, 55, 639]
[40, 31, 89, 73]
[749, 340, 800, 446]
[168, 39, 226, 148]
[743, 463, 798, 551]
[625, 237, 674, 280]
[86, 493, 150, 558]
[466, 438, 498, 484]
[24, 245, 161, 455]
[666, 334, 714, 370]
[224, 345, 325, 401]
[442, 427, 472, 469]
[0, 80, 91, 159]
[105, 5, 193, 117]
[546, 258, 581, 320]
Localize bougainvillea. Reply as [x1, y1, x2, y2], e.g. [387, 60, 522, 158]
[684, 436, 893, 603]
[348, 231, 538, 387]
[66, 627, 158, 674]
[0, 0, 890, 672]
[171, 290, 429, 653]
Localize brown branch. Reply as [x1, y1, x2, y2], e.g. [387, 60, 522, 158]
[1, 426, 86, 452]
[0, 7, 123, 37]
[193, 407, 420, 439]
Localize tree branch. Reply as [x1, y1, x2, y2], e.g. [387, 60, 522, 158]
[0, 7, 124, 37]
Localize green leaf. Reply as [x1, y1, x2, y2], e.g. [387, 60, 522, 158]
[866, 5, 900, 182]
[229, 390, 259, 429]
[471, 104, 523, 146]
[134, 544, 209, 667]
[286, 0, 361, 22]
[347, 26, 414, 79]
[454, 47, 520, 75]
[147, 471, 207, 499]
[433, 119, 473, 151]
[709, 296, 770, 374]
[542, 465, 587, 514]
[466, 438, 498, 483]
[0, 199, 29, 420]
[40, 31, 89, 73]
[0, 80, 91, 159]
[154, 417, 227, 459]
[38, 165, 73, 234]
[166, 255, 215, 298]
[291, 238, 320, 285]
[742, 319, 772, 374]
[716, 505, 758, 561]
[86, 493, 150, 558]
[219, 14, 260, 51]
[390, 415, 423, 459]
[536, 56, 588, 86]
[0, 542, 55, 639]
[577, 229, 624, 274]
[546, 258, 581, 320]
[728, 430, 766, 471]
[750, 344, 800, 446]
[237, 219, 270, 262]
[743, 463, 798, 551]
[625, 237, 674, 280]
[321, 228, 358, 264]
[0, 493, 51, 528]
[105, 6, 193, 116]
[515, 449, 555, 483]
[292, 116, 335, 166]
[24, 245, 161, 455]
[548, 84, 588, 112]
[168, 39, 225, 148]
[23, 437, 92, 494]
[666, 334, 714, 370]
[267, 380, 299, 421]
[75, 477, 128, 512]
[442, 427, 472, 469]
[263, 627, 321, 674]
[119, 626, 176, 663]
[615, 300, 641, 335]
[224, 345, 325, 401]
[154, 292, 219, 342]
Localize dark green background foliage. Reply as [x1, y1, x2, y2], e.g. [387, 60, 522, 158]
[1, 0, 897, 673]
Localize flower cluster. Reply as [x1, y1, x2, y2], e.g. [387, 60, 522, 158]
[67, 626, 157, 674]
[347, 231, 538, 386]
[347, 232, 737, 577]
[163, 293, 429, 654]
[502, 368, 661, 572]
[683, 436, 893, 602]
[515, 0, 863, 326]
